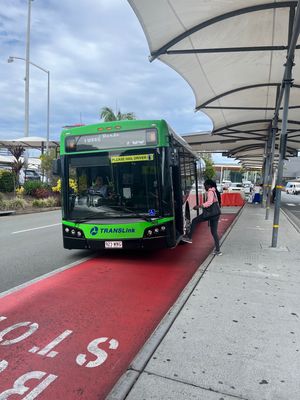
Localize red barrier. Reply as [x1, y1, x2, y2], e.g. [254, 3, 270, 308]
[221, 192, 245, 206]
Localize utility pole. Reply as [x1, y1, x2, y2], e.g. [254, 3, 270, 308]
[24, 0, 33, 167]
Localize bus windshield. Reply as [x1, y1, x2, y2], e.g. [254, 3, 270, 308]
[66, 149, 160, 221]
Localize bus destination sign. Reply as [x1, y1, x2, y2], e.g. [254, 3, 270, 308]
[65, 129, 157, 152]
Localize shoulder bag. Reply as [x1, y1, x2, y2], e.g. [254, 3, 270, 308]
[202, 192, 221, 220]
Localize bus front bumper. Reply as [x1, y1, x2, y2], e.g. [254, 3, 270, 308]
[63, 236, 170, 250]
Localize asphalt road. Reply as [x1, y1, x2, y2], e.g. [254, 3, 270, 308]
[280, 191, 300, 230]
[0, 210, 91, 293]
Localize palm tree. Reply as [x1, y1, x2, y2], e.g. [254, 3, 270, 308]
[7, 145, 25, 187]
[100, 106, 136, 122]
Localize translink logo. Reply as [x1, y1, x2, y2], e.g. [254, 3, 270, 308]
[90, 226, 99, 236]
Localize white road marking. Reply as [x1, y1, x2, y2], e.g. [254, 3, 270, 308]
[286, 203, 296, 206]
[36, 330, 73, 357]
[11, 223, 60, 235]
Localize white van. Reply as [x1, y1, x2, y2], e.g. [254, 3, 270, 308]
[285, 182, 300, 195]
[19, 169, 41, 185]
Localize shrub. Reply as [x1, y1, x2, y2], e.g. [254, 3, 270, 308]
[23, 180, 44, 196]
[46, 196, 60, 207]
[0, 170, 15, 192]
[32, 196, 60, 208]
[53, 192, 61, 206]
[0, 198, 27, 210]
[32, 199, 45, 207]
[9, 198, 27, 209]
[34, 188, 51, 199]
[0, 199, 9, 210]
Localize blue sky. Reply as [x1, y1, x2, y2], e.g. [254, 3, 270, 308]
[0, 0, 233, 163]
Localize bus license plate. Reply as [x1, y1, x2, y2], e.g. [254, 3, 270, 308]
[105, 241, 123, 249]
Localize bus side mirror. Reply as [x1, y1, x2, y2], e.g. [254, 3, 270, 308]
[52, 159, 61, 176]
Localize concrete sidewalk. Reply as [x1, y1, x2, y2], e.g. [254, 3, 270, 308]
[108, 204, 300, 400]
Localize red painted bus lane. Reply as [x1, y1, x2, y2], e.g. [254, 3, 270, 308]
[0, 215, 235, 399]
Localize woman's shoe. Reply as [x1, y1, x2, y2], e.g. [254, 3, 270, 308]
[181, 236, 192, 244]
[213, 250, 222, 256]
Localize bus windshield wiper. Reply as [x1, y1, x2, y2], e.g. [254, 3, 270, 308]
[71, 213, 107, 223]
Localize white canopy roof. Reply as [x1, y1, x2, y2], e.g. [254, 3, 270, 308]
[128, 0, 300, 167]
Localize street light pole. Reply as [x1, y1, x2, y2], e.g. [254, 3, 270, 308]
[23, 0, 34, 167]
[46, 70, 50, 153]
[25, 0, 33, 139]
[8, 56, 50, 153]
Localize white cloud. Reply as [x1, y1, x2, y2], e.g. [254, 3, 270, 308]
[0, 0, 213, 144]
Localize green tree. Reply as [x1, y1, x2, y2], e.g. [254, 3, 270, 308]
[100, 106, 136, 121]
[0, 170, 15, 192]
[40, 149, 57, 184]
[7, 145, 25, 188]
[202, 154, 216, 180]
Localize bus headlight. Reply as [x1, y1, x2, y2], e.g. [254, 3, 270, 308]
[63, 225, 85, 239]
[144, 224, 167, 238]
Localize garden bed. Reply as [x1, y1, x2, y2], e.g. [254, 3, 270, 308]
[0, 192, 61, 215]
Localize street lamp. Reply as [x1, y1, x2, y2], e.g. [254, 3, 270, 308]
[8, 56, 50, 153]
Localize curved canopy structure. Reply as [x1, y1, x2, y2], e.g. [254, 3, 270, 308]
[0, 136, 59, 150]
[128, 0, 300, 167]
[129, 0, 300, 246]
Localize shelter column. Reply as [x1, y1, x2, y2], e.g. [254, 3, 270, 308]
[265, 120, 278, 220]
[271, 63, 293, 247]
[261, 139, 271, 208]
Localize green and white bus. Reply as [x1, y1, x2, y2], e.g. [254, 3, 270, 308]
[55, 120, 201, 250]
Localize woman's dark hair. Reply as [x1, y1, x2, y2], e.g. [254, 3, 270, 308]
[204, 179, 221, 206]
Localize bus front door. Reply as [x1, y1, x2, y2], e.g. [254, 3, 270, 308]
[172, 166, 183, 239]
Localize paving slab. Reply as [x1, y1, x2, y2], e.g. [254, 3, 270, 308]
[126, 372, 238, 400]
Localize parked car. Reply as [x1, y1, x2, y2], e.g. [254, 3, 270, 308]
[19, 169, 41, 185]
[221, 180, 232, 190]
[285, 181, 300, 194]
[228, 182, 244, 192]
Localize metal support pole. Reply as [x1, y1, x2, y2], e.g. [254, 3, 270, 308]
[270, 0, 300, 246]
[46, 70, 50, 154]
[261, 141, 270, 208]
[265, 124, 277, 220]
[24, 0, 32, 138]
[271, 64, 293, 247]
[24, 0, 33, 167]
